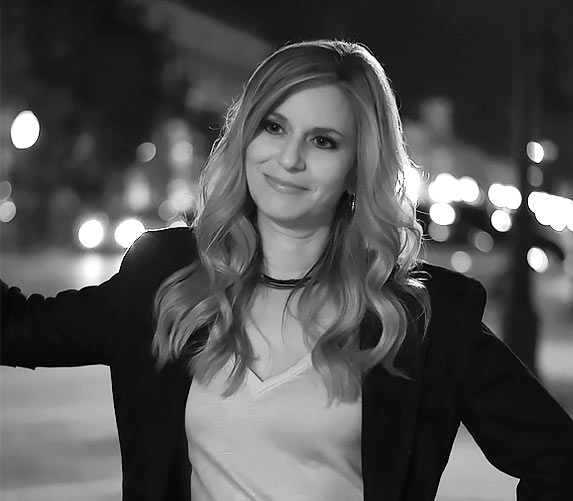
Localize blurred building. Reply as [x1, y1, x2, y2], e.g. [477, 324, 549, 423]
[142, 0, 272, 114]
[71, 2, 274, 252]
[404, 96, 518, 194]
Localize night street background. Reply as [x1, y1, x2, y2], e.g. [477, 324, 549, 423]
[2, 0, 573, 499]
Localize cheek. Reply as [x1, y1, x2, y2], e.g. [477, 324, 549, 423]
[319, 159, 354, 196]
[244, 142, 262, 188]
[245, 135, 274, 166]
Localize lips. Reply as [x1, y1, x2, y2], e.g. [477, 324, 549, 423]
[264, 174, 307, 193]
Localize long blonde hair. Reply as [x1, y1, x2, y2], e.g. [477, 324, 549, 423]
[153, 39, 430, 404]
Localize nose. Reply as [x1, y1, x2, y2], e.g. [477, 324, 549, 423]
[278, 137, 305, 171]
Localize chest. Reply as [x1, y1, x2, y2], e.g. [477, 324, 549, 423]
[245, 288, 335, 382]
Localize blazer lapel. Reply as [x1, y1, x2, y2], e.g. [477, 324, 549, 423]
[360, 310, 429, 501]
[139, 327, 211, 501]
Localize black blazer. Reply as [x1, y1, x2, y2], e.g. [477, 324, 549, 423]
[2, 227, 573, 500]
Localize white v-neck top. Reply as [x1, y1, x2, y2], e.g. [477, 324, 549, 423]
[185, 352, 363, 500]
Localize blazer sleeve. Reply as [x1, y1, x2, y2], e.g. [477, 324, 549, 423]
[1, 233, 152, 369]
[456, 281, 573, 500]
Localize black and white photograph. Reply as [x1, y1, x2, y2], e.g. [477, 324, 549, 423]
[2, 1, 573, 500]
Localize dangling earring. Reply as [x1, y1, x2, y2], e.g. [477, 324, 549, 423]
[348, 191, 356, 216]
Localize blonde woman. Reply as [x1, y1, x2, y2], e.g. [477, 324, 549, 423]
[3, 40, 573, 501]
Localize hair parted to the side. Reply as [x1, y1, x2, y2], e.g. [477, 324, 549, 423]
[153, 39, 430, 405]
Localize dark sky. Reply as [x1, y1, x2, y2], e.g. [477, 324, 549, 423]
[185, 0, 573, 175]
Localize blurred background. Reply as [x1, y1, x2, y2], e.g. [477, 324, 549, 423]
[1, 0, 572, 499]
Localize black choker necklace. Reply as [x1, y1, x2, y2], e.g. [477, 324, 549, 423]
[259, 273, 312, 290]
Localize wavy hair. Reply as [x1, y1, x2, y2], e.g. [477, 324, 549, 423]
[153, 39, 430, 404]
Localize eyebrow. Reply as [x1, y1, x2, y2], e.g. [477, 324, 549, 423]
[268, 112, 347, 138]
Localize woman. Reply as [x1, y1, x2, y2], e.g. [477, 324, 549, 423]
[2, 39, 573, 501]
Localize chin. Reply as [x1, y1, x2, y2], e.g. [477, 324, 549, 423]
[261, 206, 307, 224]
[258, 206, 331, 231]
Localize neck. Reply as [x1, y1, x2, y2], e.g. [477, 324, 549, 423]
[257, 216, 330, 279]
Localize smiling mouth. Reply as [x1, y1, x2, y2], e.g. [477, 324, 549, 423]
[264, 175, 307, 193]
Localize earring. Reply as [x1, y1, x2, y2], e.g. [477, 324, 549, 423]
[348, 191, 356, 216]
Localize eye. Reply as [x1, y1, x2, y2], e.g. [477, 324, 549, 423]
[261, 119, 283, 135]
[312, 136, 336, 150]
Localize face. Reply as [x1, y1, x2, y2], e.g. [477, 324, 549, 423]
[245, 84, 356, 231]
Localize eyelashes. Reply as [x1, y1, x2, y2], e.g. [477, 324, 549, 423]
[259, 119, 338, 150]
[260, 119, 282, 135]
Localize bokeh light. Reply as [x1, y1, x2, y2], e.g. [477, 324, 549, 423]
[428, 173, 458, 203]
[527, 247, 548, 273]
[527, 166, 543, 187]
[526, 141, 544, 164]
[458, 176, 480, 204]
[471, 230, 494, 253]
[78, 219, 105, 249]
[488, 183, 521, 210]
[136, 142, 157, 163]
[429, 202, 456, 226]
[0, 181, 12, 201]
[171, 140, 193, 165]
[528, 192, 573, 232]
[427, 222, 450, 242]
[11, 111, 40, 149]
[158, 199, 178, 221]
[169, 220, 188, 228]
[540, 139, 558, 162]
[114, 219, 145, 248]
[451, 251, 472, 273]
[0, 200, 17, 223]
[168, 179, 195, 212]
[491, 210, 512, 232]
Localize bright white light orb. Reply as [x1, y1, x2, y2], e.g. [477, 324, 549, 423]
[429, 203, 456, 226]
[488, 183, 505, 208]
[505, 185, 522, 210]
[491, 210, 512, 232]
[11, 111, 40, 149]
[527, 247, 548, 273]
[428, 173, 458, 203]
[487, 183, 521, 210]
[78, 219, 105, 249]
[114, 219, 145, 248]
[526, 141, 544, 164]
[451, 251, 472, 273]
[528, 191, 573, 232]
[458, 176, 480, 204]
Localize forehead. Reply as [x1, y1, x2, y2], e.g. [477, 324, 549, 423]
[271, 84, 355, 134]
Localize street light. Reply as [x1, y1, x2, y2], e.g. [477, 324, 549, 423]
[10, 111, 40, 149]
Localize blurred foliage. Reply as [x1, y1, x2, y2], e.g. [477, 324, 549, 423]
[1, 0, 188, 202]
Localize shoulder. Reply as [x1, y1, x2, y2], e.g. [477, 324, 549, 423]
[119, 226, 198, 285]
[411, 260, 487, 323]
[400, 262, 492, 375]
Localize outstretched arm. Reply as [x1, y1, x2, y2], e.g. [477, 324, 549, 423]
[1, 237, 146, 368]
